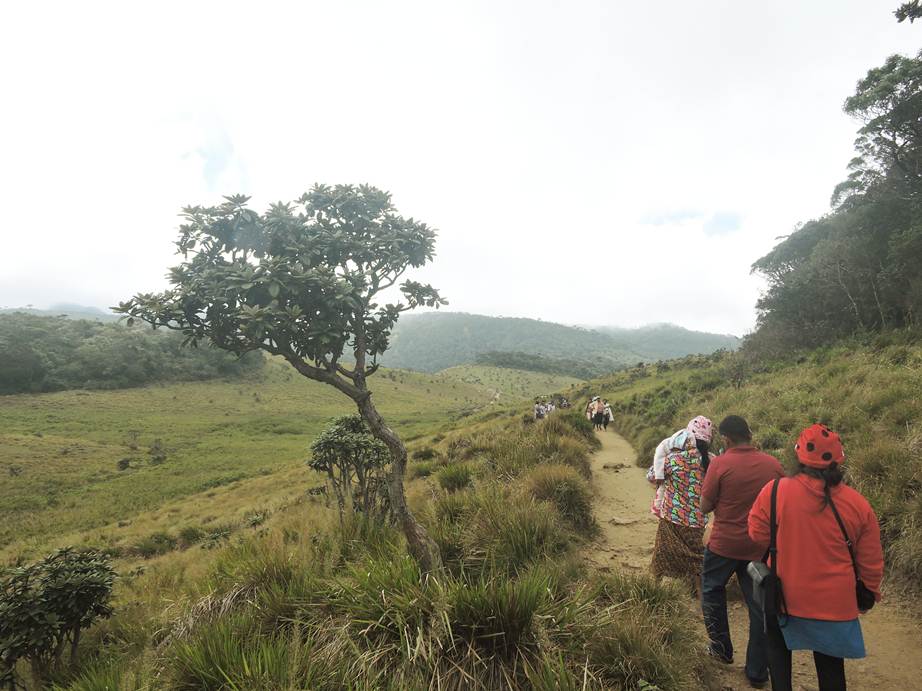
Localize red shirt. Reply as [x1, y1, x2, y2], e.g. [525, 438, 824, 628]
[748, 475, 884, 621]
[701, 446, 784, 561]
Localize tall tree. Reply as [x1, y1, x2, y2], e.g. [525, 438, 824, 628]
[116, 184, 447, 572]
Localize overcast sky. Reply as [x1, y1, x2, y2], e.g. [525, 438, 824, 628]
[1, 1, 918, 336]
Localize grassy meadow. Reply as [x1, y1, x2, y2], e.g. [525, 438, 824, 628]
[590, 334, 922, 584]
[0, 359, 502, 561]
[33, 410, 712, 691]
[437, 365, 581, 401]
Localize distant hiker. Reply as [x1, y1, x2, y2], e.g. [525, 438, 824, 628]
[534, 400, 546, 420]
[586, 397, 596, 421]
[591, 397, 606, 430]
[602, 400, 612, 430]
[650, 416, 712, 594]
[699, 415, 784, 684]
[748, 424, 884, 691]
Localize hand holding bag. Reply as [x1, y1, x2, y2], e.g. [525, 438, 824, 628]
[827, 495, 877, 612]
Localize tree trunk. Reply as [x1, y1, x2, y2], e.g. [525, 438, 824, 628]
[355, 393, 443, 575]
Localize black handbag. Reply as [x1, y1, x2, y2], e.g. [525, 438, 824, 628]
[747, 478, 785, 630]
[827, 495, 877, 612]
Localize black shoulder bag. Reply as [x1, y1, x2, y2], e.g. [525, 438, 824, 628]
[827, 495, 876, 612]
[747, 478, 785, 631]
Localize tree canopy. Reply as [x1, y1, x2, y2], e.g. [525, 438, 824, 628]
[117, 184, 446, 572]
[750, 49, 922, 353]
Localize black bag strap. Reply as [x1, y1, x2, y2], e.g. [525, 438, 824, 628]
[762, 477, 781, 567]
[827, 495, 861, 581]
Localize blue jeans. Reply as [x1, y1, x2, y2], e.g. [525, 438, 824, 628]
[701, 547, 768, 683]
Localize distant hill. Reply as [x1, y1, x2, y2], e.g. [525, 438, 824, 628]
[0, 303, 118, 322]
[593, 324, 741, 361]
[384, 312, 739, 374]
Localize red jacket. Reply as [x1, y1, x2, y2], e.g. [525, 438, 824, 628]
[748, 475, 884, 621]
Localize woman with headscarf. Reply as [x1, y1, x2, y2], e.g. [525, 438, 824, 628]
[748, 424, 883, 691]
[650, 415, 713, 594]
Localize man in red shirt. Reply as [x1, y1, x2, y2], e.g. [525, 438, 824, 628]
[700, 415, 785, 688]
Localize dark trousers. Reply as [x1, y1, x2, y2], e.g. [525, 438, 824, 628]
[701, 548, 768, 683]
[766, 616, 846, 691]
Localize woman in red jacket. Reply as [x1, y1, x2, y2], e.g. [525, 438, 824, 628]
[748, 424, 883, 691]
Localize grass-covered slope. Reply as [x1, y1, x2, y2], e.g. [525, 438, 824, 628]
[38, 411, 711, 691]
[0, 360, 492, 560]
[587, 335, 922, 583]
[437, 365, 582, 400]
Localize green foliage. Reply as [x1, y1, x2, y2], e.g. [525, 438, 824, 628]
[309, 415, 390, 520]
[751, 49, 922, 353]
[0, 549, 115, 685]
[0, 312, 263, 395]
[131, 531, 177, 559]
[475, 350, 615, 380]
[463, 489, 569, 574]
[896, 1, 922, 22]
[384, 312, 738, 374]
[436, 463, 474, 492]
[116, 185, 444, 375]
[523, 464, 597, 535]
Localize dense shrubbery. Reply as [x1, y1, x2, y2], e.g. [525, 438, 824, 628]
[748, 49, 922, 355]
[0, 549, 115, 688]
[0, 313, 263, 394]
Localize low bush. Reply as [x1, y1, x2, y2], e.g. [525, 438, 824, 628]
[412, 446, 438, 461]
[132, 531, 177, 559]
[524, 464, 597, 535]
[464, 489, 570, 574]
[437, 463, 475, 492]
[409, 460, 439, 478]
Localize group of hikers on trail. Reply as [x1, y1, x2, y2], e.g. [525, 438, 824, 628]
[534, 396, 571, 420]
[585, 395, 613, 430]
[644, 413, 883, 691]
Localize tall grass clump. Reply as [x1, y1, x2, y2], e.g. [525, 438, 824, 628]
[523, 464, 597, 535]
[437, 463, 475, 492]
[464, 488, 569, 574]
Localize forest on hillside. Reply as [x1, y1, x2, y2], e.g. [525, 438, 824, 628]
[384, 312, 739, 373]
[750, 47, 922, 353]
[0, 313, 264, 394]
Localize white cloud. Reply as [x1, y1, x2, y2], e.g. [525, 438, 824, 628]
[1, 0, 917, 334]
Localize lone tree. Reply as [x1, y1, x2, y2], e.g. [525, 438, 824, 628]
[116, 184, 446, 572]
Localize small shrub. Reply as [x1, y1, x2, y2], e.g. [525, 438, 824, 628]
[116, 458, 131, 471]
[437, 464, 474, 492]
[465, 490, 569, 573]
[524, 464, 597, 534]
[178, 526, 205, 546]
[148, 439, 167, 464]
[409, 461, 437, 479]
[412, 446, 438, 461]
[132, 531, 177, 558]
[445, 570, 551, 657]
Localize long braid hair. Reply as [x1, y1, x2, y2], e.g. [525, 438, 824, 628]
[797, 461, 844, 509]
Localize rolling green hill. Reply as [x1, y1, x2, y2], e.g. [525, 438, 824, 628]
[384, 312, 738, 373]
[437, 365, 582, 401]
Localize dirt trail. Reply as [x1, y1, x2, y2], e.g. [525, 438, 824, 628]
[587, 429, 922, 691]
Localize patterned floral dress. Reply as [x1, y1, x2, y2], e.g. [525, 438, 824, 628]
[651, 447, 708, 591]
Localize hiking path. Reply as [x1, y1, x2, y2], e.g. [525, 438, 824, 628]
[586, 429, 922, 691]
